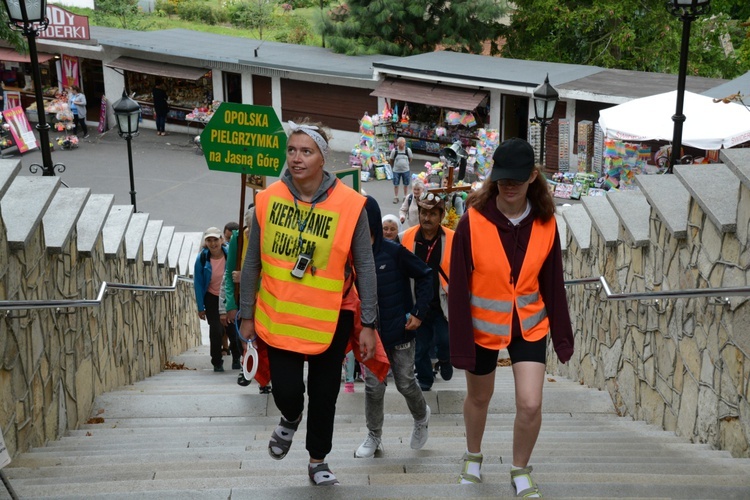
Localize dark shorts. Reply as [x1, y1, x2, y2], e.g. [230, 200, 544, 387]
[470, 335, 548, 376]
[392, 171, 410, 186]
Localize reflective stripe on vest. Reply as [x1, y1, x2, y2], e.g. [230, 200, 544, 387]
[467, 207, 556, 350]
[254, 179, 364, 354]
[400, 224, 454, 289]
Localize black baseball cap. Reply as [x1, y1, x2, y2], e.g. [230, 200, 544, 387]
[490, 138, 536, 182]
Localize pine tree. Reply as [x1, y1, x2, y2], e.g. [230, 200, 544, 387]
[322, 0, 507, 56]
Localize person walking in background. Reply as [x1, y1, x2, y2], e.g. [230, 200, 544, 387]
[354, 196, 433, 459]
[238, 118, 378, 486]
[390, 137, 413, 204]
[193, 227, 230, 372]
[220, 221, 241, 357]
[381, 214, 401, 243]
[221, 211, 270, 390]
[68, 86, 88, 138]
[399, 180, 424, 228]
[449, 138, 574, 497]
[152, 79, 169, 136]
[400, 192, 454, 391]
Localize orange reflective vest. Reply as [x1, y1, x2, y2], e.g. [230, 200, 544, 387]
[467, 207, 555, 350]
[401, 225, 453, 318]
[254, 179, 365, 354]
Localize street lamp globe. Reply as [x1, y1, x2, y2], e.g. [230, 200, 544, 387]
[667, 0, 711, 19]
[531, 74, 559, 166]
[532, 74, 559, 123]
[2, 0, 47, 24]
[113, 90, 141, 138]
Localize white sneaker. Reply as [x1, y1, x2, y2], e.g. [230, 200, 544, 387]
[410, 404, 431, 450]
[355, 434, 382, 458]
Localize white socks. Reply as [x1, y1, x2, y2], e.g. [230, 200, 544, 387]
[459, 450, 483, 484]
[511, 465, 540, 497]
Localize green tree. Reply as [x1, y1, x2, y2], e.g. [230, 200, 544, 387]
[0, 11, 36, 53]
[322, 0, 508, 56]
[94, 0, 152, 30]
[229, 0, 277, 39]
[503, 0, 748, 79]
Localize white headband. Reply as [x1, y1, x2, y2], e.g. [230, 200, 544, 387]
[288, 121, 329, 161]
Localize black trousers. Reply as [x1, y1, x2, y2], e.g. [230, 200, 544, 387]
[73, 114, 88, 136]
[267, 310, 353, 460]
[204, 292, 226, 367]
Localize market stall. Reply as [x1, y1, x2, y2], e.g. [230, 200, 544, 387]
[1, 47, 60, 121]
[369, 78, 489, 157]
[106, 57, 213, 125]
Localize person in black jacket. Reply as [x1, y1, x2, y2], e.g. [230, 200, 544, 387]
[152, 79, 169, 136]
[354, 196, 434, 458]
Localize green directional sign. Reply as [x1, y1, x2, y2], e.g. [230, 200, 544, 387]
[201, 103, 287, 176]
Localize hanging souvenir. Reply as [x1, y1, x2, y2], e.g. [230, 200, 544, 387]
[400, 103, 410, 125]
[392, 104, 399, 123]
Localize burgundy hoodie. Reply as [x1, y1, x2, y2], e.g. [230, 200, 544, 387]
[448, 200, 574, 371]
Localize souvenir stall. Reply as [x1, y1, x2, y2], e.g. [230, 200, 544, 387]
[350, 112, 390, 182]
[0, 114, 15, 153]
[0, 49, 60, 117]
[106, 58, 214, 127]
[42, 90, 79, 150]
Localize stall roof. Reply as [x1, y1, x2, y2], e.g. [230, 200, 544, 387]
[0, 47, 56, 64]
[89, 27, 394, 80]
[371, 78, 488, 110]
[701, 70, 750, 100]
[106, 56, 207, 81]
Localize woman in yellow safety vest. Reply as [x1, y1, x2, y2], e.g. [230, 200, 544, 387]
[238, 119, 378, 486]
[449, 138, 574, 498]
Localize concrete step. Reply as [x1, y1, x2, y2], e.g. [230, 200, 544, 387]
[3, 332, 749, 500]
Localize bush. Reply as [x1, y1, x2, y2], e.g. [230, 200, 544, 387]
[274, 14, 312, 44]
[177, 1, 228, 25]
[155, 0, 177, 16]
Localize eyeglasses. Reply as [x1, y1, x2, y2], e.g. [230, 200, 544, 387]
[497, 179, 527, 187]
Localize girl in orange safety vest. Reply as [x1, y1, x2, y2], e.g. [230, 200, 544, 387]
[449, 138, 574, 497]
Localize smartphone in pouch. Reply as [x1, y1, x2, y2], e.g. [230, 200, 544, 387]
[291, 252, 312, 279]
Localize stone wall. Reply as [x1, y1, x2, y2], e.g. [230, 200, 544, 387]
[0, 207, 200, 459]
[550, 176, 750, 458]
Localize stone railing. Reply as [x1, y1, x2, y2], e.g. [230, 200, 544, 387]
[0, 160, 201, 458]
[549, 151, 750, 458]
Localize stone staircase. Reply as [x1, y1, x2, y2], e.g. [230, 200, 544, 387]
[4, 149, 750, 498]
[2, 337, 750, 499]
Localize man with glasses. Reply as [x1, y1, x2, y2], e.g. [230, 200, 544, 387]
[400, 191, 454, 391]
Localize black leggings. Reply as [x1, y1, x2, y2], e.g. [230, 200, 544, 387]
[266, 310, 353, 460]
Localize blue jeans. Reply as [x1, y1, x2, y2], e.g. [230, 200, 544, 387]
[414, 312, 449, 389]
[363, 339, 428, 437]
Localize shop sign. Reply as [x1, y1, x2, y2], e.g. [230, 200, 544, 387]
[36, 5, 90, 40]
[201, 103, 287, 176]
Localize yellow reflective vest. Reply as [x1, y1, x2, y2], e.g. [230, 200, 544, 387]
[254, 179, 364, 354]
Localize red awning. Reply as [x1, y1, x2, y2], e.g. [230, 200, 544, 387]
[371, 78, 488, 111]
[0, 47, 56, 64]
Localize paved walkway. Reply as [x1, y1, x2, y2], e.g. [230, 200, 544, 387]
[9, 129, 404, 233]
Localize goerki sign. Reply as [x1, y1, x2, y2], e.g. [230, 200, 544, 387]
[34, 5, 90, 40]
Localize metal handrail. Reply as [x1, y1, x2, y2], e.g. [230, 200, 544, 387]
[1, 275, 191, 312]
[566, 276, 750, 303]
[3, 273, 747, 311]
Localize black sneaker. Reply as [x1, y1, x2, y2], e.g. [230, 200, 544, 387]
[214, 365, 224, 372]
[83, 133, 90, 138]
[259, 385, 272, 394]
[237, 373, 251, 386]
[439, 360, 453, 381]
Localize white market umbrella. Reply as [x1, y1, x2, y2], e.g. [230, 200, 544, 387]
[598, 90, 750, 150]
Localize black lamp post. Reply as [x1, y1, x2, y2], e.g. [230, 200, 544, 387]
[667, 0, 711, 173]
[113, 90, 141, 211]
[2, 0, 65, 176]
[532, 74, 559, 166]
